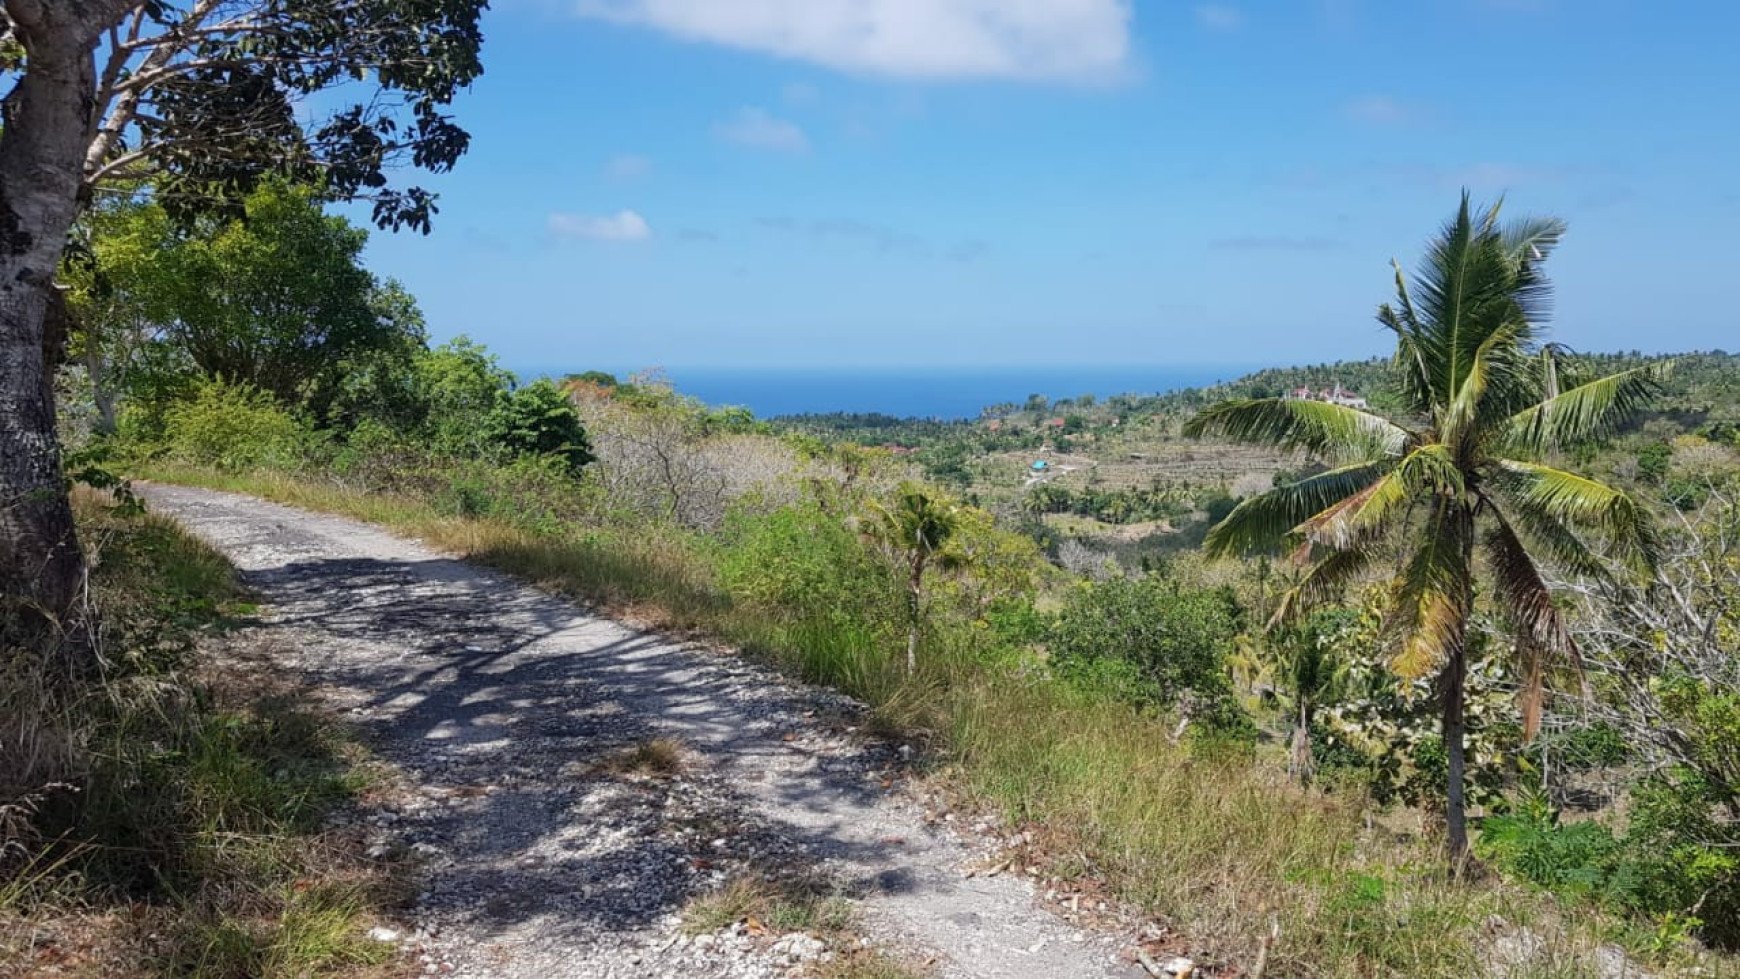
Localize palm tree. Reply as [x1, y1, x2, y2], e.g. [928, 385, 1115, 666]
[1272, 609, 1356, 783]
[1183, 193, 1660, 865]
[870, 484, 964, 674]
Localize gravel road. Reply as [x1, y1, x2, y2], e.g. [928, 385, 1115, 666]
[143, 484, 1142, 979]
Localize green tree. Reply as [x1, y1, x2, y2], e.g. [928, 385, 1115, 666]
[1185, 194, 1660, 864]
[62, 196, 180, 433]
[1272, 608, 1357, 782]
[868, 484, 964, 674]
[0, 0, 485, 626]
[484, 381, 594, 476]
[415, 337, 517, 454]
[155, 183, 415, 402]
[1050, 573, 1240, 711]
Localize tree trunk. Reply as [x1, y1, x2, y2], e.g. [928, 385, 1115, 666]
[85, 344, 119, 435]
[0, 9, 108, 638]
[1440, 506, 1479, 872]
[905, 556, 924, 675]
[1290, 700, 1315, 783]
[1441, 643, 1470, 867]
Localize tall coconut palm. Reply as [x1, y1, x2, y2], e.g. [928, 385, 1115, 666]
[1183, 193, 1661, 864]
[870, 484, 964, 674]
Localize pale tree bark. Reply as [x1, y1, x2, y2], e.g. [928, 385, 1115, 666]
[0, 0, 131, 631]
[1441, 513, 1478, 870]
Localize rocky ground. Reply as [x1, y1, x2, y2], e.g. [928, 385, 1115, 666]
[142, 484, 1148, 979]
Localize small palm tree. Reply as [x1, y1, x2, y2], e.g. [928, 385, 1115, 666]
[1272, 609, 1355, 782]
[870, 484, 964, 674]
[1184, 193, 1660, 864]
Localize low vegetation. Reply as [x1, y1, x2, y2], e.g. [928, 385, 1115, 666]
[1, 491, 404, 978]
[13, 184, 1740, 977]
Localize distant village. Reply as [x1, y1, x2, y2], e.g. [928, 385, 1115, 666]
[1284, 382, 1369, 409]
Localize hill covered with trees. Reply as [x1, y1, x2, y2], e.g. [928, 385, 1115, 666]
[7, 175, 1740, 976]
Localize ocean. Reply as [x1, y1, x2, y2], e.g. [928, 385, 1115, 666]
[514, 365, 1253, 420]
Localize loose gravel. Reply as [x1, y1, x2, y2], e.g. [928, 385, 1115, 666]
[143, 484, 1142, 979]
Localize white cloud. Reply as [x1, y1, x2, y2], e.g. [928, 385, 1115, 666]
[547, 209, 652, 241]
[714, 106, 810, 152]
[574, 0, 1132, 82]
[1345, 94, 1417, 125]
[604, 153, 652, 178]
[1194, 4, 1244, 30]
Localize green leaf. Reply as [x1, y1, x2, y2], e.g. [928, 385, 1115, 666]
[1503, 363, 1668, 455]
[1182, 397, 1413, 462]
[1203, 462, 1391, 558]
[1489, 461, 1658, 570]
[1388, 501, 1472, 678]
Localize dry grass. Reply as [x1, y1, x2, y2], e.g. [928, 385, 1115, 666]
[595, 737, 688, 778]
[137, 464, 1740, 978]
[814, 948, 935, 979]
[679, 873, 855, 938]
[1, 492, 409, 979]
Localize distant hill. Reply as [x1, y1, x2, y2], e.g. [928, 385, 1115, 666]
[1124, 349, 1740, 436]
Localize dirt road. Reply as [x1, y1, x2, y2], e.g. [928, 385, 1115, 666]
[143, 484, 1139, 979]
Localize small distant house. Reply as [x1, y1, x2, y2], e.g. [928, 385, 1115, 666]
[986, 420, 1003, 432]
[1326, 383, 1368, 409]
[1048, 418, 1066, 429]
[1282, 382, 1368, 410]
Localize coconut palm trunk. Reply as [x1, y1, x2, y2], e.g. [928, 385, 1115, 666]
[905, 552, 926, 675]
[1185, 193, 1661, 868]
[1289, 699, 1315, 781]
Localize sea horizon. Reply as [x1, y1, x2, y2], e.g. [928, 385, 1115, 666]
[508, 364, 1259, 420]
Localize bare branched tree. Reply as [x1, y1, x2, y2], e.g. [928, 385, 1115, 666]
[1552, 481, 1740, 813]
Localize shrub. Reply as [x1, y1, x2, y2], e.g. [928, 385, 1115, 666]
[714, 500, 896, 630]
[1048, 572, 1240, 712]
[484, 380, 594, 476]
[1479, 779, 1740, 949]
[162, 380, 313, 472]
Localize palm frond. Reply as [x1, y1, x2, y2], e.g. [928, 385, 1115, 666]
[1379, 258, 1437, 414]
[1482, 510, 1580, 739]
[1490, 460, 1658, 570]
[1182, 398, 1414, 461]
[1408, 192, 1557, 404]
[1270, 547, 1373, 627]
[1202, 462, 1391, 558]
[1477, 485, 1608, 580]
[1502, 362, 1668, 455]
[1294, 443, 1458, 550]
[1499, 215, 1567, 269]
[1388, 501, 1472, 678]
[1443, 316, 1531, 448]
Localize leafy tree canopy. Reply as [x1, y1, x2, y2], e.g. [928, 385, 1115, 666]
[67, 182, 424, 405]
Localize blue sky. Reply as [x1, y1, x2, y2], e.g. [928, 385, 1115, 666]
[351, 0, 1740, 371]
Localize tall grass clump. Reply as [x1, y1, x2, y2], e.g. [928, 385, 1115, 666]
[1, 489, 400, 977]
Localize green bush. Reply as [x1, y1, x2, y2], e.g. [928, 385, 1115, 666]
[714, 500, 897, 631]
[161, 380, 314, 472]
[431, 455, 600, 534]
[1048, 572, 1240, 712]
[1480, 777, 1740, 950]
[484, 380, 594, 476]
